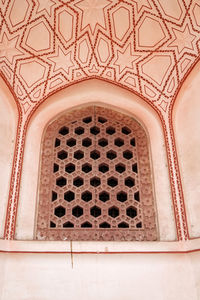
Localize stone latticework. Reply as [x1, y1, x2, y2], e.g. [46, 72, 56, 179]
[36, 106, 157, 241]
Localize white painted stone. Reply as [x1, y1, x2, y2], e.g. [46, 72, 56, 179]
[174, 60, 200, 238]
[0, 78, 17, 238]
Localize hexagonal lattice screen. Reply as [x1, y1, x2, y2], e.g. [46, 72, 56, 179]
[36, 106, 157, 241]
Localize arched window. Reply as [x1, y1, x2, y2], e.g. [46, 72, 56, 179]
[36, 106, 157, 241]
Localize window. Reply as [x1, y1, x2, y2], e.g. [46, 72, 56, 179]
[36, 106, 157, 241]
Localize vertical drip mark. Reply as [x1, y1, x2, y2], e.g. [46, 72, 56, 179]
[70, 240, 73, 269]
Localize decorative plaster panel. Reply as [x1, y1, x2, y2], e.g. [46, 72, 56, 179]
[0, 0, 199, 115]
[1, 0, 194, 240]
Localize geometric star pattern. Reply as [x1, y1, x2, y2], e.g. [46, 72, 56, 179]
[0, 0, 199, 116]
[2, 0, 200, 241]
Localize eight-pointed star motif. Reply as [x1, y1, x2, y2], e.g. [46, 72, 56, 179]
[75, 0, 111, 34]
[48, 46, 74, 75]
[169, 24, 196, 54]
[0, 33, 23, 64]
[114, 44, 141, 74]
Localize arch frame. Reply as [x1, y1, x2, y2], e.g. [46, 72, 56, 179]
[15, 79, 176, 241]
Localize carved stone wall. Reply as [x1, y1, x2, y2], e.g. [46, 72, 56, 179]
[36, 106, 157, 241]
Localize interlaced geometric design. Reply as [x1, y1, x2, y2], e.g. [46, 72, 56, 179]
[36, 106, 157, 241]
[1, 0, 200, 115]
